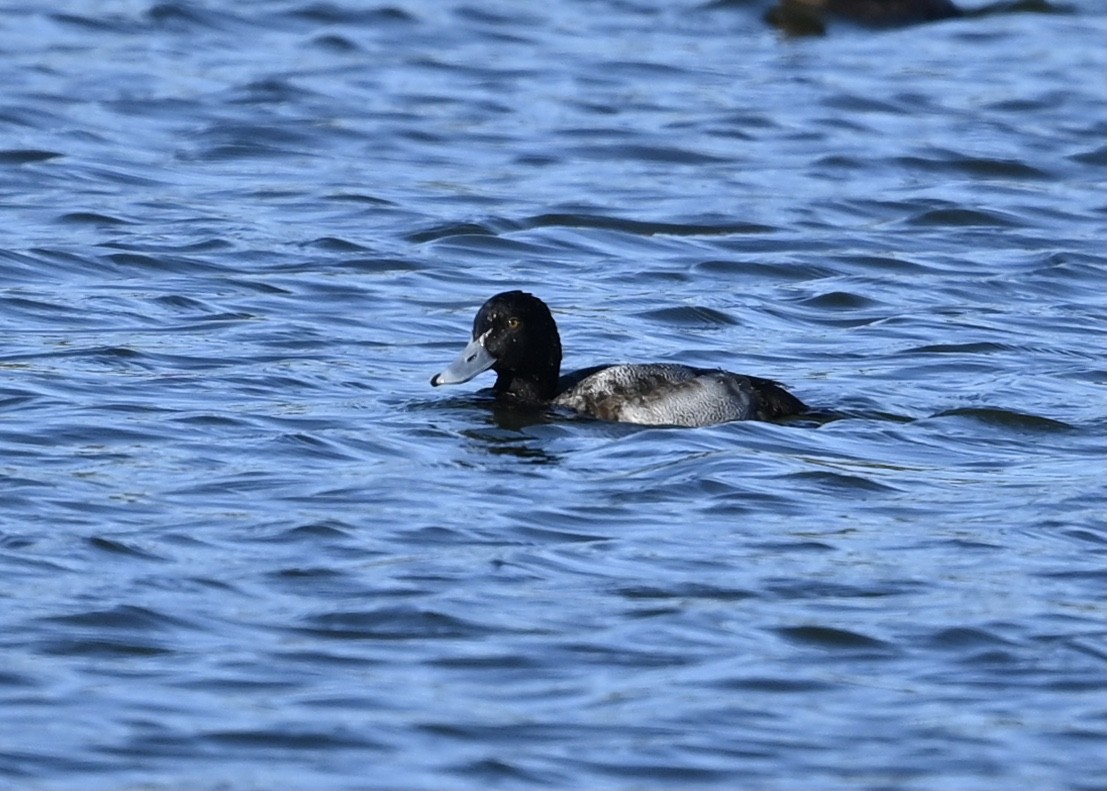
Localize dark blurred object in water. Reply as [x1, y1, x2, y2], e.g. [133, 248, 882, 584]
[763, 0, 1067, 35]
[766, 0, 961, 35]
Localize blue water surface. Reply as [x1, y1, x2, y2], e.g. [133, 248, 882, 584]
[0, 1, 1104, 789]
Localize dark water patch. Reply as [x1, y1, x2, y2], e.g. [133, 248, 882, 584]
[37, 637, 175, 658]
[556, 642, 692, 669]
[524, 212, 774, 237]
[777, 625, 891, 650]
[1055, 636, 1107, 664]
[592, 59, 692, 79]
[453, 4, 543, 28]
[572, 758, 733, 785]
[272, 520, 358, 542]
[0, 251, 62, 284]
[48, 11, 143, 33]
[794, 290, 884, 310]
[955, 648, 1023, 666]
[94, 730, 212, 762]
[427, 652, 543, 670]
[0, 530, 39, 549]
[0, 293, 79, 324]
[202, 727, 384, 751]
[73, 345, 149, 367]
[302, 236, 374, 253]
[637, 305, 739, 328]
[101, 251, 235, 277]
[0, 551, 76, 579]
[692, 258, 833, 280]
[570, 143, 729, 165]
[0, 669, 38, 688]
[420, 232, 549, 257]
[961, 0, 1077, 18]
[284, 3, 417, 25]
[309, 33, 361, 52]
[67, 162, 171, 188]
[170, 673, 305, 694]
[820, 198, 937, 228]
[931, 407, 1074, 432]
[1034, 568, 1107, 585]
[920, 153, 1053, 180]
[821, 93, 910, 114]
[145, 1, 251, 33]
[266, 567, 367, 599]
[902, 205, 1023, 228]
[56, 211, 132, 226]
[1068, 143, 1107, 166]
[927, 537, 1004, 551]
[617, 584, 758, 602]
[0, 149, 63, 164]
[405, 525, 500, 546]
[1054, 529, 1107, 547]
[406, 221, 498, 243]
[298, 607, 486, 641]
[925, 626, 1015, 650]
[762, 300, 884, 329]
[751, 539, 836, 552]
[271, 649, 384, 670]
[419, 720, 601, 744]
[511, 524, 613, 544]
[103, 237, 236, 255]
[271, 431, 360, 462]
[780, 469, 901, 494]
[224, 78, 323, 106]
[177, 122, 323, 160]
[711, 675, 838, 693]
[86, 537, 168, 562]
[0, 748, 115, 781]
[768, 579, 921, 600]
[103, 252, 173, 271]
[148, 294, 237, 317]
[326, 191, 397, 207]
[338, 256, 424, 273]
[43, 604, 190, 632]
[812, 153, 867, 173]
[177, 141, 311, 163]
[449, 757, 557, 787]
[905, 341, 1013, 354]
[168, 413, 258, 431]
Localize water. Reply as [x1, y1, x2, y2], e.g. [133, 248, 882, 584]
[1, 1, 1104, 788]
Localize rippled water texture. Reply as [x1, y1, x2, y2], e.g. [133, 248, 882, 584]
[1, 1, 1104, 789]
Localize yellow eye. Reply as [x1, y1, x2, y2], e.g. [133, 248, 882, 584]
[506, 317, 521, 330]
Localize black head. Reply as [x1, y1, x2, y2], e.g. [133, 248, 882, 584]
[431, 291, 563, 403]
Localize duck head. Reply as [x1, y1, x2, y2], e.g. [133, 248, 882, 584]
[431, 290, 563, 403]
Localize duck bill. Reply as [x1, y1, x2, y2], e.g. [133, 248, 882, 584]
[431, 332, 496, 386]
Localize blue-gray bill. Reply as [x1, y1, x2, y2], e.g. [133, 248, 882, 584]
[430, 331, 496, 387]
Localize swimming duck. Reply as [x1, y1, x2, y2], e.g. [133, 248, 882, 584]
[430, 291, 805, 427]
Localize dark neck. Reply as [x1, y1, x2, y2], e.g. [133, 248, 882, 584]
[493, 365, 559, 403]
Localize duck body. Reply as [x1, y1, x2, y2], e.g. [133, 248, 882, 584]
[431, 291, 805, 428]
[554, 363, 800, 425]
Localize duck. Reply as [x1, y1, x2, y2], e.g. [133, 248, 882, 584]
[430, 291, 806, 427]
